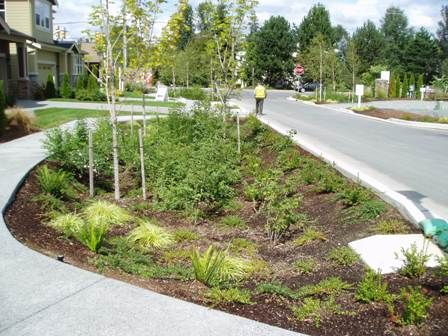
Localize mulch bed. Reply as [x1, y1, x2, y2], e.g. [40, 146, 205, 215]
[354, 108, 445, 123]
[0, 125, 38, 143]
[4, 144, 448, 335]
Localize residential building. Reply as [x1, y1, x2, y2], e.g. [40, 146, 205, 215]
[0, 0, 85, 99]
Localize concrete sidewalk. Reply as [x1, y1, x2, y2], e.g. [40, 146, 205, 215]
[0, 129, 301, 335]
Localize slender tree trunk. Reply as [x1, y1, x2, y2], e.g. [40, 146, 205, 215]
[122, 3, 128, 91]
[103, 0, 120, 200]
[319, 45, 323, 102]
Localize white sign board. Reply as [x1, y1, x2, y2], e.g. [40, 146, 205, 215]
[355, 84, 364, 96]
[380, 71, 390, 81]
[155, 87, 168, 102]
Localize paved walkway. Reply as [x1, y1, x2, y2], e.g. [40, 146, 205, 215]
[0, 127, 301, 335]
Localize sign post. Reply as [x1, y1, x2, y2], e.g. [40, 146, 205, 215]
[355, 84, 364, 108]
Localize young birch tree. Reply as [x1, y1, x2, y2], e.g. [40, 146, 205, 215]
[207, 0, 258, 109]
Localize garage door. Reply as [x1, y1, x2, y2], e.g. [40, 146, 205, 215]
[38, 64, 55, 86]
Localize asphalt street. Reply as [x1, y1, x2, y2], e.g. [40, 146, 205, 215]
[237, 90, 448, 220]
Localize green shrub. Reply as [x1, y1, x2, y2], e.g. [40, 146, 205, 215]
[375, 219, 409, 234]
[256, 281, 298, 299]
[328, 246, 359, 266]
[49, 213, 83, 236]
[36, 165, 74, 199]
[173, 228, 200, 242]
[293, 228, 327, 246]
[316, 172, 344, 193]
[33, 193, 67, 213]
[45, 74, 56, 98]
[219, 215, 247, 229]
[400, 286, 432, 325]
[205, 288, 253, 305]
[292, 297, 341, 327]
[190, 245, 226, 287]
[265, 196, 301, 241]
[230, 238, 258, 255]
[398, 243, 430, 278]
[337, 185, 370, 206]
[60, 73, 73, 98]
[356, 270, 393, 304]
[300, 161, 325, 185]
[95, 238, 192, 280]
[276, 148, 301, 172]
[128, 220, 174, 249]
[295, 258, 316, 275]
[170, 86, 207, 100]
[73, 219, 108, 252]
[297, 277, 352, 298]
[351, 200, 386, 220]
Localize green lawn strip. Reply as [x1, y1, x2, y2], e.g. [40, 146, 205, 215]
[34, 108, 130, 129]
[47, 98, 183, 108]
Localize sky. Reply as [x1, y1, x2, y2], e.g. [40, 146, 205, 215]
[54, 0, 445, 40]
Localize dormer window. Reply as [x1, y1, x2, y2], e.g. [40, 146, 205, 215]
[35, 0, 51, 31]
[0, 0, 5, 20]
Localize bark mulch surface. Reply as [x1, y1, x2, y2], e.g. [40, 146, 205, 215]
[354, 108, 447, 123]
[0, 125, 38, 143]
[5, 150, 448, 336]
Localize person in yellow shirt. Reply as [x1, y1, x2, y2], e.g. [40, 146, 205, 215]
[254, 83, 267, 115]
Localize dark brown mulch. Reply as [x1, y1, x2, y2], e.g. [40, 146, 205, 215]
[0, 125, 38, 143]
[354, 108, 445, 123]
[4, 152, 444, 336]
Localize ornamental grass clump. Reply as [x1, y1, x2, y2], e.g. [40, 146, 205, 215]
[84, 200, 131, 227]
[128, 220, 174, 249]
[49, 213, 84, 237]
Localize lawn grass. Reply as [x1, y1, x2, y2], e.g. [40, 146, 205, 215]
[34, 108, 115, 129]
[48, 97, 183, 109]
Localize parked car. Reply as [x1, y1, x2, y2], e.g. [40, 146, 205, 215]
[293, 81, 321, 92]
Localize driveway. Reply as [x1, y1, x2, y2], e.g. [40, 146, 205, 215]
[237, 90, 448, 220]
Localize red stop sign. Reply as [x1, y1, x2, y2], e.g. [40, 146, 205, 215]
[294, 65, 304, 76]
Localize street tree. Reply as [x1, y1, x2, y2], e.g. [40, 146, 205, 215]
[297, 4, 334, 51]
[437, 5, 448, 57]
[352, 20, 384, 74]
[405, 28, 442, 81]
[248, 16, 295, 87]
[381, 6, 412, 72]
[207, 0, 258, 107]
[345, 39, 360, 96]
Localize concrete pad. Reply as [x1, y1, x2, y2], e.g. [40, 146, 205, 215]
[349, 234, 445, 274]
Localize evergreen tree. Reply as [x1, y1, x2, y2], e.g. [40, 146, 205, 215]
[409, 73, 416, 91]
[402, 73, 409, 98]
[87, 75, 99, 93]
[405, 28, 442, 82]
[76, 72, 88, 92]
[381, 7, 412, 72]
[297, 4, 334, 51]
[437, 5, 448, 57]
[352, 20, 385, 75]
[396, 75, 401, 98]
[0, 80, 6, 135]
[178, 4, 194, 50]
[60, 73, 72, 98]
[389, 74, 397, 98]
[249, 16, 295, 86]
[44, 74, 56, 98]
[416, 74, 425, 99]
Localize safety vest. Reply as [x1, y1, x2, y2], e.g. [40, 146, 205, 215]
[255, 85, 266, 99]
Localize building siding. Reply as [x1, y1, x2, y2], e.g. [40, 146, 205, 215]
[4, 0, 32, 35]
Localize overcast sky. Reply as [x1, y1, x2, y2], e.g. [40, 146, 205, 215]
[54, 0, 445, 40]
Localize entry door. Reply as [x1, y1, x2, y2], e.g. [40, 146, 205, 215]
[0, 53, 7, 91]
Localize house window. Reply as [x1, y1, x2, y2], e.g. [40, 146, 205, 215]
[35, 0, 51, 31]
[0, 0, 5, 20]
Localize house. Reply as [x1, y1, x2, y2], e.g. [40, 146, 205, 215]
[80, 41, 101, 78]
[0, 0, 85, 99]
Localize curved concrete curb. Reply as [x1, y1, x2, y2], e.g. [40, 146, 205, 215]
[0, 122, 302, 336]
[287, 96, 448, 132]
[258, 116, 444, 227]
